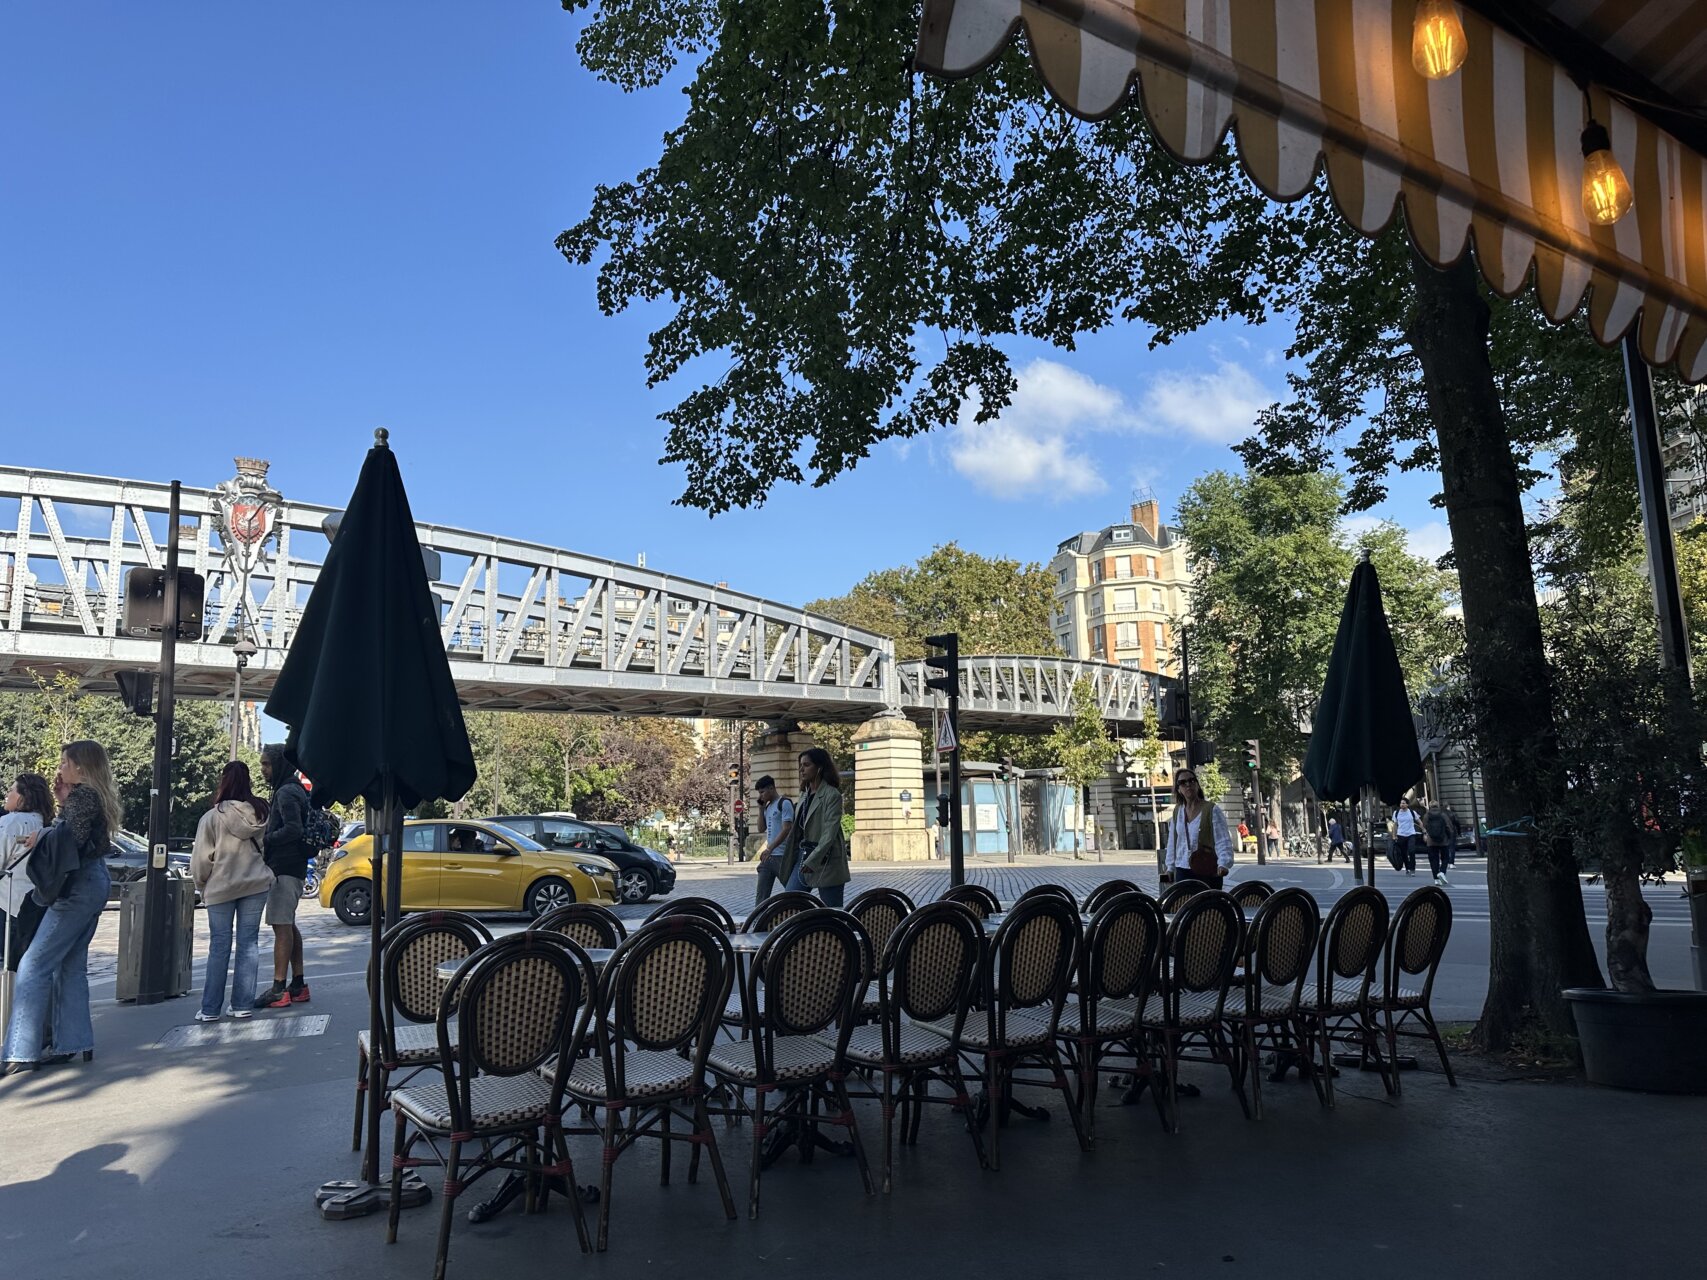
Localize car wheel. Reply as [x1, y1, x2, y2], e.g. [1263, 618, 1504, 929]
[617, 867, 654, 905]
[527, 877, 575, 918]
[333, 880, 372, 927]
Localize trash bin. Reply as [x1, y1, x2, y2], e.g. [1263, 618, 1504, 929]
[116, 874, 195, 1003]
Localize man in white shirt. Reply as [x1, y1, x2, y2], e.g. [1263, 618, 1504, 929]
[1393, 798, 1421, 876]
[752, 775, 795, 906]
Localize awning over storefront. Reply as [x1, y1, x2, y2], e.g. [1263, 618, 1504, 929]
[915, 0, 1707, 381]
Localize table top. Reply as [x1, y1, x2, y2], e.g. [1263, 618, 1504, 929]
[726, 932, 770, 954]
[436, 947, 616, 984]
[981, 911, 1096, 931]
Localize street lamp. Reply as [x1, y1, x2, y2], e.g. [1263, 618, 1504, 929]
[230, 637, 258, 759]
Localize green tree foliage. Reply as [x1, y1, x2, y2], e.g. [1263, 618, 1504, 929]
[805, 542, 1061, 769]
[1046, 678, 1118, 856]
[1176, 469, 1456, 791]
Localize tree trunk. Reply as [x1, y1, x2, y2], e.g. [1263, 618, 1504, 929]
[1406, 248, 1605, 1050]
[1601, 834, 1656, 993]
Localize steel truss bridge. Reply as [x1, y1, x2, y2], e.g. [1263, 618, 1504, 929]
[0, 467, 1161, 735]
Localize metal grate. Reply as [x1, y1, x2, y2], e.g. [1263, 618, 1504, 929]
[155, 1015, 330, 1049]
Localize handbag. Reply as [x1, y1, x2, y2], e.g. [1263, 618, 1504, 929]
[1182, 806, 1220, 879]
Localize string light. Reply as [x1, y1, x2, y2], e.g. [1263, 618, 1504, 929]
[1412, 0, 1468, 80]
[1580, 117, 1634, 226]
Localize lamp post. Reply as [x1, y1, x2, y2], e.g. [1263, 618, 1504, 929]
[230, 637, 257, 759]
[210, 458, 281, 760]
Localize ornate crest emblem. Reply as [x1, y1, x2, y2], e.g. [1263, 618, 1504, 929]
[213, 457, 282, 577]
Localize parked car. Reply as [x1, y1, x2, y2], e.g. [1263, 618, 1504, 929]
[105, 831, 196, 905]
[317, 818, 619, 926]
[494, 814, 677, 905]
[334, 821, 365, 849]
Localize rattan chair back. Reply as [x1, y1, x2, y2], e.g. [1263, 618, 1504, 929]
[938, 883, 1001, 920]
[1245, 888, 1320, 997]
[645, 895, 738, 932]
[748, 910, 864, 1078]
[741, 891, 821, 934]
[531, 902, 627, 950]
[1082, 891, 1163, 1007]
[380, 912, 491, 1058]
[1015, 883, 1075, 907]
[439, 932, 597, 1133]
[882, 901, 984, 1033]
[1316, 886, 1390, 1002]
[1163, 890, 1243, 1002]
[1157, 879, 1208, 912]
[1384, 886, 1452, 1003]
[1230, 880, 1275, 910]
[985, 894, 1080, 1047]
[599, 915, 733, 1099]
[849, 887, 914, 982]
[1082, 879, 1140, 913]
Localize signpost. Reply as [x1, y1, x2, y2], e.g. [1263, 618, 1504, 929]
[925, 634, 963, 886]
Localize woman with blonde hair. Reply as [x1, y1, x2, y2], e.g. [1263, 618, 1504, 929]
[3, 740, 121, 1074]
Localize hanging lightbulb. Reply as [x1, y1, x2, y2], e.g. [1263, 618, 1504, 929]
[1412, 0, 1468, 80]
[1580, 118, 1633, 225]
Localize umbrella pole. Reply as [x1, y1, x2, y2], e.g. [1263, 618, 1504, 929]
[318, 779, 428, 1219]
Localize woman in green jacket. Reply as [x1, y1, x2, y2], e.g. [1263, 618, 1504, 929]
[780, 748, 849, 907]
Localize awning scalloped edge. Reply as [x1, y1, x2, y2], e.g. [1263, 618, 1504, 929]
[916, 0, 1707, 384]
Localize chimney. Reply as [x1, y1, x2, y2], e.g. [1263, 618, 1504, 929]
[1130, 499, 1159, 538]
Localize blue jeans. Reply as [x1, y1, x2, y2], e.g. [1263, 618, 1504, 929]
[201, 890, 267, 1017]
[783, 866, 844, 908]
[3, 858, 109, 1063]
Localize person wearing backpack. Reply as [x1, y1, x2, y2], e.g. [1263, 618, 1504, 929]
[254, 745, 312, 1009]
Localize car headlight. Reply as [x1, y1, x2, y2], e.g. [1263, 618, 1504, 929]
[331, 847, 349, 863]
[575, 863, 611, 879]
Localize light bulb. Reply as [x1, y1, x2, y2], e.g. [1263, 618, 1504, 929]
[1580, 120, 1633, 226]
[1412, 0, 1468, 80]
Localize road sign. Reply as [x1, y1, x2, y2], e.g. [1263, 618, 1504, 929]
[935, 710, 958, 754]
[733, 800, 746, 815]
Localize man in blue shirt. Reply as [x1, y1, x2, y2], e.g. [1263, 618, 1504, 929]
[752, 776, 795, 906]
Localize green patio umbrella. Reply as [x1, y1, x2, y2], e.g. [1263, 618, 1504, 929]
[1302, 553, 1423, 886]
[265, 428, 474, 1221]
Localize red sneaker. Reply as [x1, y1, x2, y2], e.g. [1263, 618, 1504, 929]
[265, 990, 294, 1009]
[289, 984, 311, 1004]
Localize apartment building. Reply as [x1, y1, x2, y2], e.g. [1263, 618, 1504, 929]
[1048, 499, 1191, 674]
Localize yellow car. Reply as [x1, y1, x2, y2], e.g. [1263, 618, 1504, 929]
[319, 818, 619, 925]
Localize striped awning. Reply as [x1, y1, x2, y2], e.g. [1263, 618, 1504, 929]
[915, 0, 1707, 382]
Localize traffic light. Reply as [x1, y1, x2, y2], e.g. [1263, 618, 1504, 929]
[1243, 738, 1261, 772]
[923, 632, 960, 696]
[727, 765, 740, 785]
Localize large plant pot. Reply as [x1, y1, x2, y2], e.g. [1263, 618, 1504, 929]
[1563, 988, 1707, 1094]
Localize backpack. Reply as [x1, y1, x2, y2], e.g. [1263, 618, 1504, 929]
[304, 804, 341, 852]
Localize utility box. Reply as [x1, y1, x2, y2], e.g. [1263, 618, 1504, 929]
[116, 875, 195, 1002]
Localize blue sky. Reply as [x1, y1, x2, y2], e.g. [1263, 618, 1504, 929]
[1, 3, 1450, 608]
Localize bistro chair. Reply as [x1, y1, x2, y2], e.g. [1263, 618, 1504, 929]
[1081, 879, 1141, 914]
[1300, 887, 1392, 1107]
[1015, 883, 1076, 907]
[531, 902, 627, 950]
[353, 911, 491, 1153]
[1140, 890, 1246, 1133]
[1056, 891, 1163, 1145]
[833, 900, 986, 1191]
[1372, 886, 1456, 1091]
[739, 891, 821, 934]
[923, 893, 1087, 1171]
[707, 910, 874, 1217]
[645, 895, 738, 932]
[1225, 888, 1321, 1118]
[1229, 881, 1275, 910]
[566, 915, 738, 1251]
[847, 887, 915, 1022]
[1157, 879, 1208, 913]
[386, 931, 598, 1278]
[938, 883, 1001, 920]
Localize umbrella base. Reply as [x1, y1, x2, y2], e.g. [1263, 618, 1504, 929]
[315, 1175, 430, 1219]
[1332, 1052, 1419, 1071]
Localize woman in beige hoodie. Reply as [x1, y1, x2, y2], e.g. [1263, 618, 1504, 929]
[191, 762, 273, 1022]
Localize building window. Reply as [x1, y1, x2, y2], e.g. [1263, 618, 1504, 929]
[1144, 555, 1158, 576]
[1111, 527, 1133, 543]
[1091, 628, 1105, 654]
[1113, 587, 1136, 612]
[1091, 561, 1103, 583]
[1153, 621, 1166, 647]
[1116, 622, 1138, 647]
[1112, 557, 1133, 579]
[1057, 567, 1069, 586]
[1058, 632, 1072, 652]
[1150, 587, 1164, 611]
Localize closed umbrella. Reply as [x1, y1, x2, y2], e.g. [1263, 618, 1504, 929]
[1302, 553, 1424, 887]
[265, 429, 475, 1221]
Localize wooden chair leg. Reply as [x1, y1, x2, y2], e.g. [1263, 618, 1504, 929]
[1385, 1008, 1404, 1096]
[1422, 1008, 1457, 1085]
[1079, 1037, 1099, 1147]
[833, 1078, 875, 1195]
[597, 1105, 619, 1252]
[1295, 1018, 1330, 1107]
[1162, 1032, 1181, 1135]
[693, 1093, 737, 1220]
[1244, 1022, 1264, 1121]
[660, 1105, 672, 1185]
[549, 1123, 592, 1253]
[1048, 1049, 1091, 1152]
[352, 1046, 368, 1151]
[432, 1139, 461, 1280]
[385, 1108, 407, 1244]
[944, 1060, 987, 1170]
[880, 1070, 896, 1193]
[984, 1056, 1002, 1171]
[747, 1089, 768, 1220]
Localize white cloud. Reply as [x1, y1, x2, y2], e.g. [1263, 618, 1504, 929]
[1343, 514, 1454, 564]
[946, 359, 1128, 500]
[1139, 361, 1273, 444]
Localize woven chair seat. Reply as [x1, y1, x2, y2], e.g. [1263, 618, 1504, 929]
[1374, 986, 1426, 1009]
[1140, 991, 1224, 1029]
[722, 989, 766, 1025]
[922, 1008, 1054, 1050]
[359, 1023, 456, 1065]
[707, 1034, 838, 1083]
[392, 1073, 551, 1134]
[1231, 985, 1303, 1019]
[1306, 979, 1373, 1014]
[1057, 999, 1139, 1037]
[828, 1021, 955, 1068]
[563, 1050, 700, 1102]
